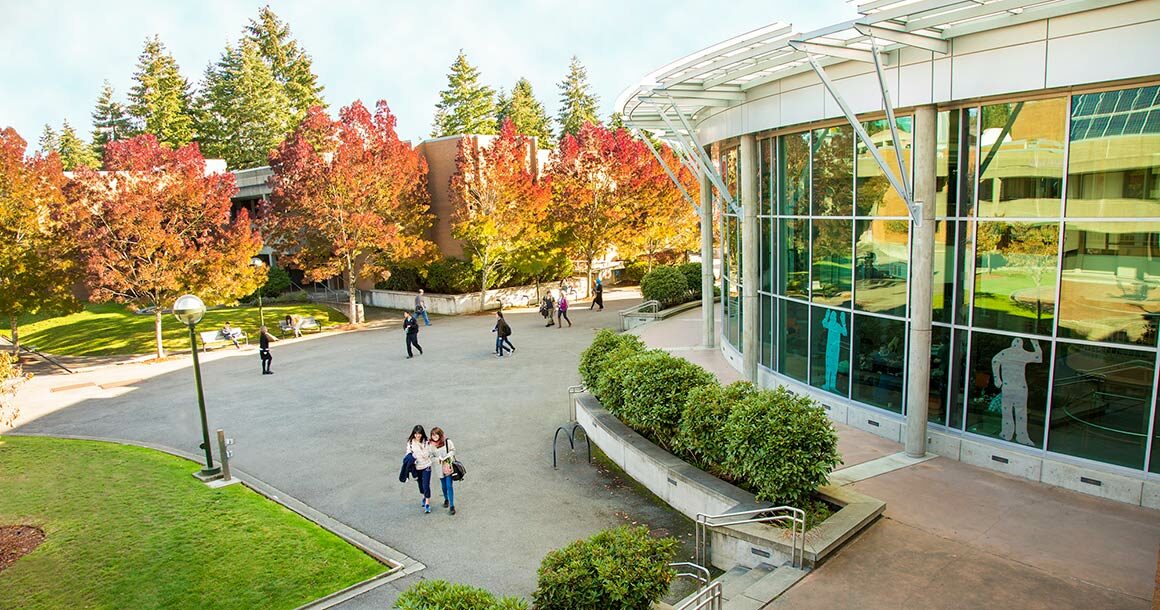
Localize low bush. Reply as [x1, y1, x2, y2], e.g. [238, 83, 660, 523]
[619, 261, 648, 285]
[619, 350, 717, 450]
[641, 265, 691, 308]
[592, 344, 648, 416]
[381, 266, 423, 292]
[677, 262, 702, 298]
[676, 381, 757, 469]
[394, 579, 527, 610]
[265, 289, 311, 304]
[721, 387, 841, 507]
[426, 258, 478, 294]
[578, 329, 644, 390]
[533, 526, 678, 610]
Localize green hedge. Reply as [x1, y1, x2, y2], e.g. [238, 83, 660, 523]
[619, 261, 648, 285]
[394, 580, 527, 610]
[534, 526, 677, 610]
[640, 265, 690, 308]
[592, 344, 648, 416]
[379, 257, 572, 295]
[677, 381, 756, 470]
[578, 329, 644, 390]
[619, 350, 716, 450]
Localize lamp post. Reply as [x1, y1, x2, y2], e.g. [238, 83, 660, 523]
[251, 257, 266, 328]
[174, 294, 221, 479]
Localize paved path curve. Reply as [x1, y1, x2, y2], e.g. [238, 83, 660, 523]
[11, 293, 695, 606]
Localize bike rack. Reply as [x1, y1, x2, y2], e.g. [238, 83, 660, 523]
[552, 423, 590, 469]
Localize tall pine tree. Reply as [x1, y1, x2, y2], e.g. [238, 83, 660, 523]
[496, 77, 553, 144]
[195, 40, 293, 169]
[38, 125, 58, 156]
[556, 56, 600, 140]
[90, 81, 134, 161]
[128, 35, 196, 149]
[431, 51, 497, 137]
[56, 121, 100, 170]
[244, 6, 325, 121]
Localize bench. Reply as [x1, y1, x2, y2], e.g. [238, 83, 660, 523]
[198, 330, 248, 351]
[280, 316, 322, 338]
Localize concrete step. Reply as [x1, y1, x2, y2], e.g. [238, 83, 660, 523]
[720, 564, 774, 601]
[734, 566, 808, 606]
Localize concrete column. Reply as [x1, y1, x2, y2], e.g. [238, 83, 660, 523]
[740, 135, 759, 383]
[700, 172, 715, 348]
[905, 105, 938, 458]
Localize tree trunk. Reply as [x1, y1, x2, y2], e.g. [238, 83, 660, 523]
[346, 267, 360, 324]
[9, 316, 19, 353]
[154, 310, 166, 360]
[480, 266, 488, 311]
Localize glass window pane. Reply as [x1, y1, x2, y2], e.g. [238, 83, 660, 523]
[779, 132, 810, 215]
[812, 219, 852, 307]
[778, 218, 809, 298]
[811, 306, 850, 397]
[1058, 222, 1160, 347]
[977, 98, 1066, 217]
[973, 222, 1059, 336]
[760, 138, 775, 215]
[929, 325, 951, 425]
[855, 218, 909, 315]
[851, 314, 906, 413]
[726, 278, 741, 350]
[1067, 85, 1160, 217]
[722, 147, 739, 201]
[936, 110, 959, 217]
[812, 125, 854, 217]
[957, 220, 975, 325]
[778, 299, 809, 382]
[933, 220, 956, 324]
[1048, 342, 1155, 469]
[760, 294, 775, 369]
[855, 117, 913, 216]
[965, 331, 1049, 448]
[962, 108, 980, 217]
[760, 218, 774, 293]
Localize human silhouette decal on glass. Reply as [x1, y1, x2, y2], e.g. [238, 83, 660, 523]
[991, 337, 1043, 446]
[821, 309, 847, 392]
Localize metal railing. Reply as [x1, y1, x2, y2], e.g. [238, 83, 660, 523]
[619, 299, 661, 331]
[0, 335, 73, 374]
[567, 385, 586, 422]
[552, 423, 590, 469]
[667, 561, 722, 610]
[695, 506, 806, 569]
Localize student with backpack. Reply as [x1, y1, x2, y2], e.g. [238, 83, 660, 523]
[493, 311, 514, 357]
[405, 425, 433, 513]
[556, 292, 572, 328]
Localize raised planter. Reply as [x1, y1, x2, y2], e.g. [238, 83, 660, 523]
[575, 393, 884, 570]
[363, 277, 590, 316]
[620, 296, 719, 331]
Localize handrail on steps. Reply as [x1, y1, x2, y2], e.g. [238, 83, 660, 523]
[668, 561, 721, 610]
[696, 506, 806, 570]
[567, 385, 585, 422]
[618, 299, 660, 331]
[0, 335, 73, 374]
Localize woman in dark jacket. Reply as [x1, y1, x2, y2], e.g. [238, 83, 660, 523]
[493, 311, 514, 357]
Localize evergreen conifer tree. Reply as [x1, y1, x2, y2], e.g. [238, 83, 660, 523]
[195, 40, 293, 169]
[244, 6, 325, 121]
[55, 121, 100, 170]
[38, 125, 59, 156]
[496, 77, 553, 144]
[556, 56, 600, 140]
[90, 81, 135, 161]
[128, 35, 196, 148]
[431, 51, 497, 137]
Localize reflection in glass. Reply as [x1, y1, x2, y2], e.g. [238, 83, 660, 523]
[778, 218, 809, 298]
[722, 147, 739, 201]
[1067, 85, 1160, 218]
[759, 218, 774, 293]
[962, 108, 979, 217]
[760, 294, 775, 369]
[812, 125, 854, 217]
[957, 220, 975, 325]
[810, 306, 850, 397]
[965, 330, 1049, 448]
[856, 117, 912, 216]
[1058, 223, 1160, 347]
[812, 219, 852, 307]
[933, 221, 956, 324]
[935, 111, 957, 217]
[928, 325, 950, 425]
[854, 219, 909, 315]
[1047, 342, 1155, 469]
[977, 98, 1066, 217]
[949, 328, 968, 430]
[780, 132, 810, 215]
[851, 314, 906, 413]
[973, 222, 1058, 335]
[759, 138, 776, 215]
[778, 299, 809, 382]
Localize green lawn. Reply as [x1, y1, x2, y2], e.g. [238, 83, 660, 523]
[0, 436, 385, 610]
[1, 303, 347, 357]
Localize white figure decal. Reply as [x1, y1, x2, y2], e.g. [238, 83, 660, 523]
[991, 338, 1042, 446]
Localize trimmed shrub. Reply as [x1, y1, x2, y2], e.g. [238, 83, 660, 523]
[676, 381, 757, 469]
[677, 262, 702, 298]
[640, 265, 690, 308]
[619, 261, 648, 285]
[381, 266, 423, 292]
[259, 265, 292, 298]
[619, 350, 717, 449]
[721, 387, 841, 507]
[578, 329, 644, 390]
[534, 526, 678, 610]
[426, 258, 477, 294]
[592, 344, 648, 416]
[394, 579, 528, 610]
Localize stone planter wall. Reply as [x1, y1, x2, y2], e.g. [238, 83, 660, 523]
[363, 277, 590, 316]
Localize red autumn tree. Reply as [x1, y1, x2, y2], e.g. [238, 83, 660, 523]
[265, 101, 433, 322]
[450, 118, 554, 307]
[65, 135, 264, 359]
[0, 128, 83, 353]
[618, 137, 700, 269]
[550, 122, 667, 295]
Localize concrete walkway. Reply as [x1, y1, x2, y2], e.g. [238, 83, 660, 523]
[633, 304, 1160, 610]
[6, 289, 698, 606]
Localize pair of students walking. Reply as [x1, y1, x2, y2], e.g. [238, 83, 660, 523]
[403, 425, 457, 515]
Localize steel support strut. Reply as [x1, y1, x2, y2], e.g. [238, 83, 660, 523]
[659, 99, 741, 214]
[635, 128, 699, 214]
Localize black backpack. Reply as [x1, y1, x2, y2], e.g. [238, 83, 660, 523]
[499, 319, 512, 337]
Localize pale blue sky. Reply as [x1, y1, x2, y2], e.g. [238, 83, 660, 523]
[1, 0, 856, 151]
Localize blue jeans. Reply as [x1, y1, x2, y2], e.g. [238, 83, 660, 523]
[495, 335, 509, 356]
[440, 475, 455, 508]
[417, 308, 430, 325]
[415, 467, 432, 502]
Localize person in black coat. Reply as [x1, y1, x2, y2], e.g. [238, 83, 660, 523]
[403, 311, 423, 358]
[258, 325, 278, 374]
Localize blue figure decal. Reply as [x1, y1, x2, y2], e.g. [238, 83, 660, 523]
[821, 309, 847, 392]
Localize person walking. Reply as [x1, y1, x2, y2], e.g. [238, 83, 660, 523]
[541, 293, 556, 327]
[493, 311, 514, 357]
[428, 427, 457, 515]
[415, 289, 431, 326]
[405, 425, 433, 513]
[590, 277, 604, 311]
[557, 291, 572, 328]
[258, 325, 278, 375]
[403, 311, 423, 359]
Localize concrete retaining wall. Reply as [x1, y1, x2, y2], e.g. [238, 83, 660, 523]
[363, 277, 590, 316]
